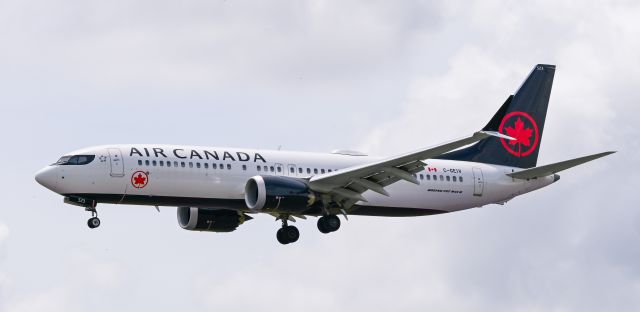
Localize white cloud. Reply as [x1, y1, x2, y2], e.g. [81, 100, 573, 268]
[0, 223, 8, 312]
[1, 0, 640, 311]
[6, 288, 74, 312]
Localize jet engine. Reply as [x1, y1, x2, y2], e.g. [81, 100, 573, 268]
[244, 176, 318, 213]
[177, 207, 252, 232]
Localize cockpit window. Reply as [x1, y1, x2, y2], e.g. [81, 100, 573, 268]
[54, 156, 71, 165]
[54, 155, 95, 165]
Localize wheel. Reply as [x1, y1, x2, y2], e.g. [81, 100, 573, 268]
[317, 217, 331, 233]
[318, 215, 340, 233]
[87, 217, 101, 229]
[283, 226, 299, 243]
[276, 228, 288, 244]
[325, 215, 340, 232]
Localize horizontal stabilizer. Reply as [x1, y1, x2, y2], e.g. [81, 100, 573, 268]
[507, 151, 616, 180]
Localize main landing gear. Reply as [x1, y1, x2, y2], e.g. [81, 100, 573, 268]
[276, 219, 299, 245]
[317, 215, 340, 234]
[275, 214, 343, 245]
[86, 206, 101, 229]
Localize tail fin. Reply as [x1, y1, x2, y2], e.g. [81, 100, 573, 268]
[437, 64, 556, 168]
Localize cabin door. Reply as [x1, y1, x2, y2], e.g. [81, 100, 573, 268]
[472, 167, 484, 196]
[108, 148, 125, 177]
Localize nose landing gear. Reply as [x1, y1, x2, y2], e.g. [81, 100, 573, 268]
[85, 206, 100, 229]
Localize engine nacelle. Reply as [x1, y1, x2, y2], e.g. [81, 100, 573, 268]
[177, 207, 252, 232]
[244, 176, 318, 213]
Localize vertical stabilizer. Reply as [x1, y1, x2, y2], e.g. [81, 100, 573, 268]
[437, 64, 555, 168]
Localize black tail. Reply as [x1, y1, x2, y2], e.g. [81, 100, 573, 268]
[437, 64, 556, 168]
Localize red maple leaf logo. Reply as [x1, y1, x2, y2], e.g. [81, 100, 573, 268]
[133, 173, 146, 186]
[499, 111, 539, 157]
[505, 117, 533, 156]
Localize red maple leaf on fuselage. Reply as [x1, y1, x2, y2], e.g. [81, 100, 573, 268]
[134, 174, 146, 185]
[505, 117, 533, 148]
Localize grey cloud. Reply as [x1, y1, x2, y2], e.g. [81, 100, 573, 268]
[1, 0, 639, 311]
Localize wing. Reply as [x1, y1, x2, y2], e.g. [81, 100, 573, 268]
[308, 131, 511, 209]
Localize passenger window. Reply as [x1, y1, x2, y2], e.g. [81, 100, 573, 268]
[257, 166, 261, 171]
[145, 160, 150, 166]
[196, 163, 201, 168]
[453, 176, 457, 182]
[270, 166, 274, 172]
[328, 169, 332, 172]
[440, 175, 444, 181]
[321, 169, 325, 174]
[446, 176, 450, 182]
[204, 163, 208, 169]
[174, 161, 178, 167]
[138, 160, 142, 166]
[189, 162, 193, 168]
[426, 175, 430, 181]
[307, 168, 311, 174]
[460, 177, 464, 183]
[276, 166, 281, 172]
[314, 168, 318, 174]
[420, 174, 424, 180]
[213, 164, 217, 169]
[298, 168, 303, 174]
[264, 166, 268, 172]
[433, 175, 437, 181]
[152, 160, 157, 166]
[227, 164, 231, 170]
[181, 162, 185, 168]
[167, 161, 172, 168]
[220, 164, 224, 169]
[290, 167, 295, 173]
[242, 165, 246, 171]
[160, 161, 165, 166]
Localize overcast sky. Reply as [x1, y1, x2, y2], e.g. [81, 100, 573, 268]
[1, 0, 639, 311]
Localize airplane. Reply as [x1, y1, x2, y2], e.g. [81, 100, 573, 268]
[35, 64, 615, 244]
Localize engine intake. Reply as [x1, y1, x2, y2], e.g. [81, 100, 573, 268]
[177, 207, 252, 232]
[244, 176, 318, 212]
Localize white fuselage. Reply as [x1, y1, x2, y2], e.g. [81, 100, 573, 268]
[35, 144, 556, 216]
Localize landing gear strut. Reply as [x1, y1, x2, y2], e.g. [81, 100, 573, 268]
[317, 215, 340, 233]
[276, 219, 299, 245]
[85, 206, 100, 229]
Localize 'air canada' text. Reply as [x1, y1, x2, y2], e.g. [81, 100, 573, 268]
[130, 147, 266, 163]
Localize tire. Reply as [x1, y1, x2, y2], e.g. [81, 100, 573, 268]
[317, 217, 331, 234]
[284, 226, 299, 243]
[325, 215, 340, 232]
[276, 228, 288, 244]
[87, 217, 100, 229]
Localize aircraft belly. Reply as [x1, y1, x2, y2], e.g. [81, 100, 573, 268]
[362, 182, 476, 212]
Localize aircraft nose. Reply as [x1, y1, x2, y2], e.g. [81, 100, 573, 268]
[35, 166, 58, 191]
